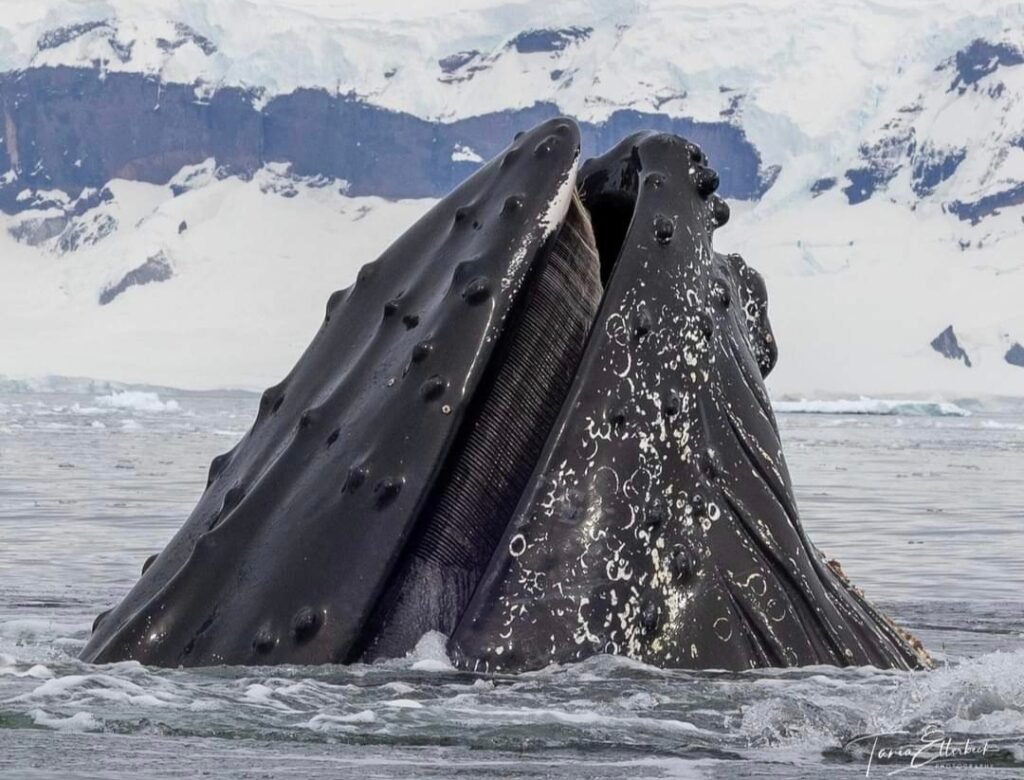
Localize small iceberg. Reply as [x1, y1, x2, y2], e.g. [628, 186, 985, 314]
[95, 391, 180, 413]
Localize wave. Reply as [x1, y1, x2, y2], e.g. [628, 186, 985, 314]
[772, 397, 971, 417]
[980, 419, 1024, 431]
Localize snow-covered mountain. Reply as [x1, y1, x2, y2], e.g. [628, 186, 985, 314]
[1, 0, 1022, 398]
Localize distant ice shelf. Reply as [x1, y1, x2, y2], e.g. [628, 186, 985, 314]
[772, 398, 972, 417]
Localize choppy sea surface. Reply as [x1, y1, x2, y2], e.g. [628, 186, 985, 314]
[1, 385, 1022, 779]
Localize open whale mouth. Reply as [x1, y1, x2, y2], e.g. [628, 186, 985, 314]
[81, 118, 926, 673]
[355, 139, 784, 663]
[357, 153, 753, 661]
[355, 189, 608, 660]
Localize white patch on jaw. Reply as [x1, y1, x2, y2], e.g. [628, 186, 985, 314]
[539, 158, 579, 240]
[502, 157, 579, 291]
[501, 244, 531, 294]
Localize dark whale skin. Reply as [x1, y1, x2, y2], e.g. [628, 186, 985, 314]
[81, 119, 929, 674]
[449, 132, 930, 672]
[80, 118, 583, 667]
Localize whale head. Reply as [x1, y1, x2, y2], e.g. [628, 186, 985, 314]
[82, 119, 929, 672]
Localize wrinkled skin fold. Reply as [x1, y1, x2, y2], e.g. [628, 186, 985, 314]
[81, 119, 931, 673]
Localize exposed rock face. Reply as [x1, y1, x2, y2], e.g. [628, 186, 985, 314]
[57, 212, 116, 254]
[36, 21, 112, 52]
[1006, 342, 1024, 368]
[99, 251, 173, 305]
[835, 37, 1024, 218]
[7, 214, 68, 246]
[5, 185, 115, 250]
[946, 39, 1024, 92]
[0, 66, 773, 214]
[509, 27, 592, 53]
[810, 176, 836, 196]
[947, 183, 1024, 224]
[930, 325, 972, 367]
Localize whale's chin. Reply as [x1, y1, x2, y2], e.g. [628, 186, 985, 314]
[81, 119, 929, 673]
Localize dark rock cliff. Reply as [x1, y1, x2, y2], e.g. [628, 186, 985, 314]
[0, 66, 773, 214]
[1006, 342, 1024, 368]
[930, 325, 972, 367]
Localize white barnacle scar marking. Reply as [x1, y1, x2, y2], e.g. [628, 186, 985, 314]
[509, 534, 527, 557]
[713, 617, 733, 641]
[743, 572, 767, 597]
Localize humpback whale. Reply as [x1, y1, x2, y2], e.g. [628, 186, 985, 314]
[81, 119, 930, 672]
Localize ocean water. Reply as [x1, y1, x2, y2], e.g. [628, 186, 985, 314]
[0, 387, 1022, 779]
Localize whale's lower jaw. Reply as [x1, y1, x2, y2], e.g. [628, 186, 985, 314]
[80, 120, 930, 673]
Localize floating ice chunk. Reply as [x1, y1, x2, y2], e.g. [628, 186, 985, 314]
[95, 391, 180, 413]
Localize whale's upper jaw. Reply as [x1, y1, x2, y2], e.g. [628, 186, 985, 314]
[81, 119, 929, 673]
